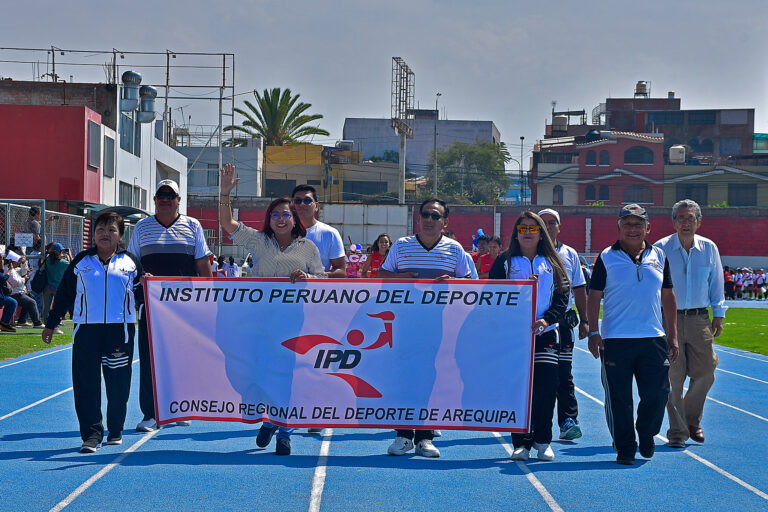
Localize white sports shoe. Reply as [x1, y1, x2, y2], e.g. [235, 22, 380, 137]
[534, 442, 555, 461]
[387, 436, 415, 456]
[510, 446, 530, 460]
[176, 421, 191, 426]
[415, 439, 441, 458]
[136, 418, 157, 432]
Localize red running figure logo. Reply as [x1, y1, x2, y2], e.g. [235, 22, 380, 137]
[281, 312, 394, 398]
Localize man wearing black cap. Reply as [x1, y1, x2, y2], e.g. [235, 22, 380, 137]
[128, 179, 213, 431]
[586, 204, 678, 465]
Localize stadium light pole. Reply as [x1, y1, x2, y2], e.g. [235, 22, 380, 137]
[433, 92, 441, 197]
[519, 136, 525, 204]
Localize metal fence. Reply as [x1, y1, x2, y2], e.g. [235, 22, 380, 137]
[1, 200, 85, 257]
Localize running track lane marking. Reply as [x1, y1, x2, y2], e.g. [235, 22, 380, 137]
[0, 387, 73, 421]
[0, 346, 72, 369]
[0, 359, 139, 422]
[308, 428, 333, 512]
[48, 429, 160, 512]
[716, 368, 768, 385]
[574, 386, 768, 501]
[715, 348, 768, 363]
[492, 432, 564, 512]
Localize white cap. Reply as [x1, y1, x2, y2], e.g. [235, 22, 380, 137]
[155, 179, 180, 196]
[5, 250, 21, 262]
[537, 208, 560, 224]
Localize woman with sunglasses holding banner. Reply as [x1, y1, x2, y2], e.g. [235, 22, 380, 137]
[489, 211, 569, 462]
[218, 164, 327, 455]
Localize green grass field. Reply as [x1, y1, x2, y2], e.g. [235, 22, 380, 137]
[717, 308, 768, 355]
[0, 321, 75, 362]
[1, 309, 767, 361]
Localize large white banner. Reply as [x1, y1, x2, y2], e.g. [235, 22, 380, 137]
[145, 278, 536, 432]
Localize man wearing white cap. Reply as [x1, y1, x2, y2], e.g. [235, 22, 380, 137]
[538, 208, 588, 442]
[128, 179, 213, 431]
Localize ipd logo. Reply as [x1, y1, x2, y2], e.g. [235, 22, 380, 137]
[281, 312, 394, 398]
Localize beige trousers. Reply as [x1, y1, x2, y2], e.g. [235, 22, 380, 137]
[666, 312, 718, 441]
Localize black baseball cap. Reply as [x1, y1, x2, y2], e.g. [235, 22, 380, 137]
[619, 204, 648, 221]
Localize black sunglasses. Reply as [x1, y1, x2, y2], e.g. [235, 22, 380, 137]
[420, 212, 444, 221]
[292, 197, 314, 205]
[156, 192, 178, 200]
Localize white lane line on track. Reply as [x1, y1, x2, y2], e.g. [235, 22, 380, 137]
[715, 368, 768, 385]
[49, 429, 159, 512]
[715, 349, 768, 363]
[574, 386, 768, 501]
[308, 428, 333, 512]
[0, 346, 72, 369]
[0, 387, 73, 421]
[0, 359, 139, 422]
[492, 432, 564, 512]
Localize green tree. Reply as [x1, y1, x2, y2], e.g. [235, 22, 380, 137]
[422, 141, 511, 204]
[226, 88, 330, 146]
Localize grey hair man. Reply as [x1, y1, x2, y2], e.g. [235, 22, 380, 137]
[654, 199, 726, 449]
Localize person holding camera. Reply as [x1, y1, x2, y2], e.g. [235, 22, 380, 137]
[538, 209, 588, 442]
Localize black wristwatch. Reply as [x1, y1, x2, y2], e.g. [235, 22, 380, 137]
[580, 319, 589, 325]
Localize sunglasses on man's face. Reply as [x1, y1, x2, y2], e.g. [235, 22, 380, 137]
[156, 192, 178, 200]
[270, 211, 294, 221]
[420, 212, 444, 221]
[516, 224, 541, 234]
[292, 197, 314, 206]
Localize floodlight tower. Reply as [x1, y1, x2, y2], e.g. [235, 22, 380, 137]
[391, 57, 415, 204]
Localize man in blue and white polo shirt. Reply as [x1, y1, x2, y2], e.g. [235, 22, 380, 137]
[128, 179, 213, 432]
[586, 204, 679, 465]
[538, 208, 588, 442]
[379, 198, 474, 458]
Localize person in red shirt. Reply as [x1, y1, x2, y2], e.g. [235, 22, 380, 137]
[477, 236, 501, 278]
[361, 233, 392, 278]
[471, 235, 490, 266]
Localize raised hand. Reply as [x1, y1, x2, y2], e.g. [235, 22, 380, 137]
[220, 163, 239, 195]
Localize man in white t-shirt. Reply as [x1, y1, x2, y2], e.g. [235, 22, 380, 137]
[291, 185, 346, 278]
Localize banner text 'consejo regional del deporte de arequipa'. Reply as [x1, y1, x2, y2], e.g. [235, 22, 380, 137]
[144, 277, 536, 432]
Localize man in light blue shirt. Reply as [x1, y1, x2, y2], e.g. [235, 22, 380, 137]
[655, 199, 726, 449]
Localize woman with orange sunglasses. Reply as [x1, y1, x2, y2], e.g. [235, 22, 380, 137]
[489, 211, 569, 462]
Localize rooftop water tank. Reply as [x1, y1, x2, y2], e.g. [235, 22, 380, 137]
[669, 145, 686, 164]
[586, 129, 601, 142]
[552, 115, 568, 132]
[635, 81, 648, 97]
[120, 71, 142, 112]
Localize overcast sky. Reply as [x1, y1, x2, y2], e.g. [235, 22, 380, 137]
[3, 0, 767, 167]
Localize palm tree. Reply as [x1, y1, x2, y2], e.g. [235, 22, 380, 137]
[226, 88, 330, 146]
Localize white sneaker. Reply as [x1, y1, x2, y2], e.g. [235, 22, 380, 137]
[534, 442, 555, 461]
[432, 429, 442, 437]
[54, 328, 64, 335]
[510, 446, 530, 460]
[136, 418, 157, 432]
[415, 439, 441, 458]
[387, 436, 414, 456]
[176, 421, 191, 426]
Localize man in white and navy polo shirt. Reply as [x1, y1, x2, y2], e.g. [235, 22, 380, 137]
[586, 204, 679, 465]
[538, 208, 588, 442]
[128, 179, 213, 432]
[655, 199, 726, 448]
[379, 198, 474, 459]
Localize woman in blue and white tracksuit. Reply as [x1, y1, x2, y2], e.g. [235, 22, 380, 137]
[490, 211, 569, 462]
[42, 212, 143, 453]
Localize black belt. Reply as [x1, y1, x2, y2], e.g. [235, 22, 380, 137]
[677, 308, 708, 316]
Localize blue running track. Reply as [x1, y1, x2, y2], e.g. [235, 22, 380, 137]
[1, 337, 767, 511]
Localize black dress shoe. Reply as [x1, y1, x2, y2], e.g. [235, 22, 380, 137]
[639, 437, 655, 459]
[688, 426, 705, 443]
[616, 453, 635, 465]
